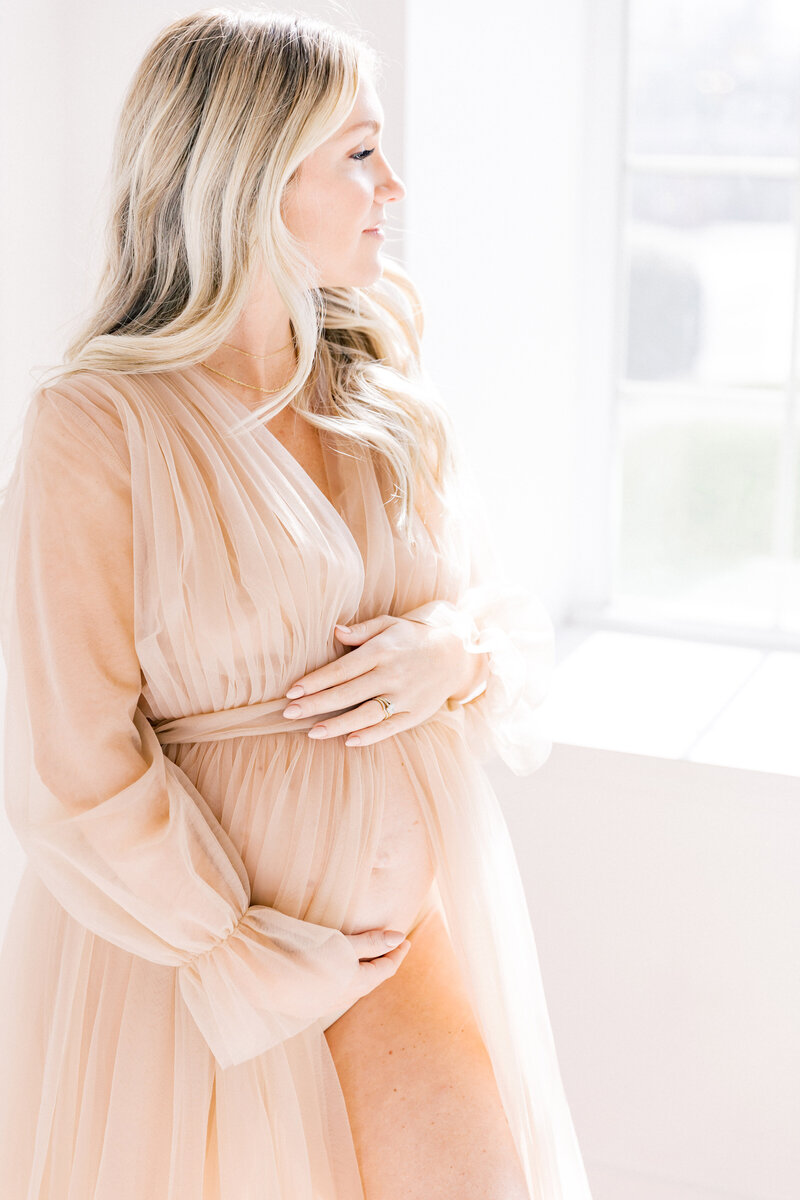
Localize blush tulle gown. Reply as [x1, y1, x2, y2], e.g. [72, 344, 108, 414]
[0, 364, 593, 1199]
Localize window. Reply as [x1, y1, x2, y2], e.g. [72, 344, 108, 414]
[579, 0, 800, 647]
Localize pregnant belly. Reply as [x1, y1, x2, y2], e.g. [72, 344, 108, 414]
[169, 731, 438, 938]
[312, 739, 438, 937]
[344, 772, 437, 936]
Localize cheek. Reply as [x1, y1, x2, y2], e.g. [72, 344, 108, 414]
[284, 173, 372, 245]
[339, 174, 373, 215]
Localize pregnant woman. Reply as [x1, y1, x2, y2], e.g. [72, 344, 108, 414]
[0, 9, 593, 1199]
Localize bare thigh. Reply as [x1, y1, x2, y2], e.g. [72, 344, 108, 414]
[323, 907, 530, 1200]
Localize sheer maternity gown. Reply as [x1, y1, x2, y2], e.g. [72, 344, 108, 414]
[0, 365, 593, 1199]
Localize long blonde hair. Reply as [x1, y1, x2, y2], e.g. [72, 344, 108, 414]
[36, 7, 459, 543]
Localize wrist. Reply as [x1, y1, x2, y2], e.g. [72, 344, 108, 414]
[403, 600, 491, 707]
[449, 645, 491, 705]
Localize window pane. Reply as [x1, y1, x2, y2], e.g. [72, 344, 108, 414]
[625, 174, 796, 385]
[629, 0, 800, 157]
[615, 400, 780, 626]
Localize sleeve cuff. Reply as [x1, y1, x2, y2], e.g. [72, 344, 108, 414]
[177, 904, 361, 1068]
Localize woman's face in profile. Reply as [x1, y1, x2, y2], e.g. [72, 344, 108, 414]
[282, 74, 406, 288]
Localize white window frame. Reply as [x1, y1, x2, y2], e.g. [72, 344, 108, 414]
[568, 0, 800, 654]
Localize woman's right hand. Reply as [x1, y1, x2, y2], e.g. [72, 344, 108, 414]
[338, 928, 411, 1005]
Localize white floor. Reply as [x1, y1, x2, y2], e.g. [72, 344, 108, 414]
[542, 626, 800, 779]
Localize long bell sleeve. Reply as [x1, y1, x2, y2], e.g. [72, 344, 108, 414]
[0, 388, 361, 1069]
[403, 432, 556, 776]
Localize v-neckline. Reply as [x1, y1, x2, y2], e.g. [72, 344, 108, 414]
[189, 363, 366, 573]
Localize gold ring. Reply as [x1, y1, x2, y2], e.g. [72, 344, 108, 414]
[373, 695, 394, 721]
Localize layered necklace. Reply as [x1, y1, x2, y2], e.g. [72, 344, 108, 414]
[200, 334, 298, 395]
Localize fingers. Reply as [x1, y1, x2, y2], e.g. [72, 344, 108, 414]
[281, 672, 381, 724]
[348, 928, 409, 960]
[285, 615, 396, 700]
[283, 687, 410, 745]
[310, 697, 407, 744]
[283, 650, 375, 706]
[335, 932, 411, 1009]
[334, 615, 397, 644]
[342, 709, 406, 747]
[281, 612, 438, 745]
[356, 939, 411, 994]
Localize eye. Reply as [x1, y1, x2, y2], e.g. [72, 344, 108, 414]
[350, 147, 375, 162]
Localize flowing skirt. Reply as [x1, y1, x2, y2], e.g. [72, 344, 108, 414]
[0, 703, 592, 1199]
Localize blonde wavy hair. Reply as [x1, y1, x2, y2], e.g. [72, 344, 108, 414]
[35, 6, 460, 544]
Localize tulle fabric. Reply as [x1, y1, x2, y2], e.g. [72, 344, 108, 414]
[0, 364, 592, 1199]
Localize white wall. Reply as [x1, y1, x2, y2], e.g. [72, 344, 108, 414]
[405, 0, 586, 622]
[0, 0, 73, 475]
[491, 746, 800, 1200]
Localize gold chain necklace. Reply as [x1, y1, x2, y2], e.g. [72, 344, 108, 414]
[220, 336, 295, 359]
[200, 343, 299, 393]
[199, 361, 296, 395]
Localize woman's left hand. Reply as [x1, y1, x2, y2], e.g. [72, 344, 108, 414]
[281, 614, 476, 747]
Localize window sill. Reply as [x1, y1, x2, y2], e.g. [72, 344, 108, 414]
[540, 624, 800, 779]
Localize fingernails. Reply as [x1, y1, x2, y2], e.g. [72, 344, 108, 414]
[285, 685, 304, 699]
[335, 624, 351, 633]
[283, 704, 302, 717]
[307, 726, 327, 738]
[383, 930, 404, 947]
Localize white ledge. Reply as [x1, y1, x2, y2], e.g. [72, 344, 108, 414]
[540, 625, 800, 780]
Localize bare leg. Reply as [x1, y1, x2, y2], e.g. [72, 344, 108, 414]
[323, 906, 530, 1200]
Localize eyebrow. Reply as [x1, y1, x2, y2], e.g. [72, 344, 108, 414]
[339, 118, 382, 139]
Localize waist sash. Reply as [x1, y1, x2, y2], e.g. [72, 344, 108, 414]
[149, 694, 463, 746]
[149, 695, 355, 745]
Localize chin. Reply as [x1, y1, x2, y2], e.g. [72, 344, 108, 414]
[362, 259, 385, 285]
[323, 259, 384, 290]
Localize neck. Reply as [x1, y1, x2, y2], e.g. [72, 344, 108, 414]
[203, 264, 297, 392]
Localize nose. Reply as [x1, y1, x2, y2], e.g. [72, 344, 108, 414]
[378, 159, 406, 204]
